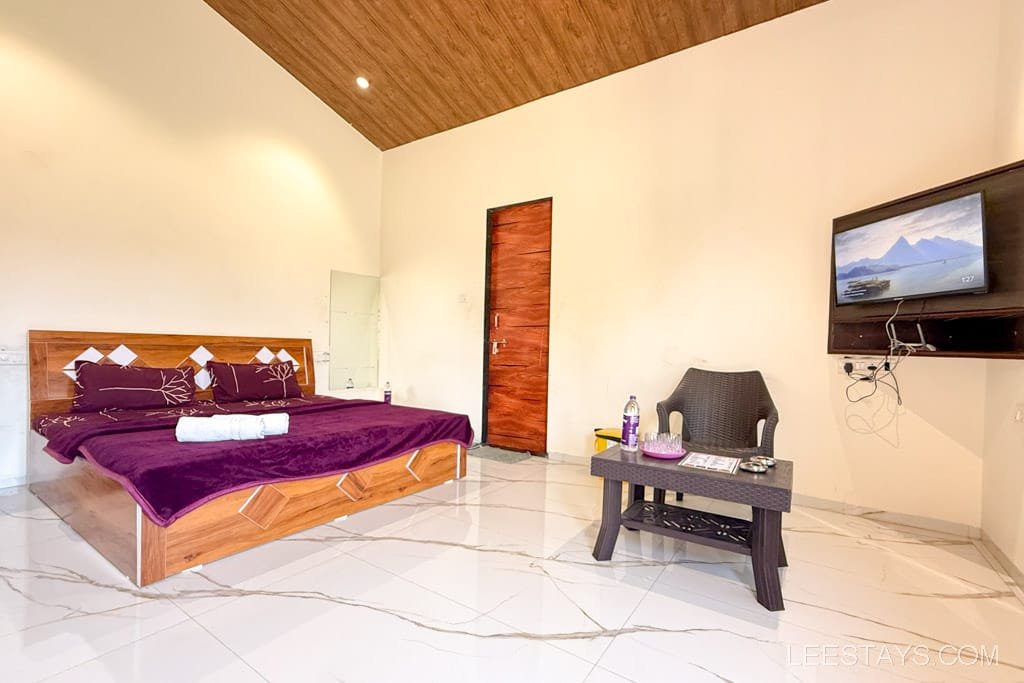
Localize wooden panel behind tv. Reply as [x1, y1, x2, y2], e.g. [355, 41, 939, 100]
[828, 159, 1024, 359]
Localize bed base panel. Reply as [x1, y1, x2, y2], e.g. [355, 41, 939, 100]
[30, 456, 138, 579]
[31, 442, 466, 586]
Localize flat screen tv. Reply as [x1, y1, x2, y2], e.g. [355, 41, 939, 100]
[833, 192, 987, 306]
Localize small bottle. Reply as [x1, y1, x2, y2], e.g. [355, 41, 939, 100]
[621, 395, 640, 452]
[384, 381, 392, 404]
[345, 377, 355, 390]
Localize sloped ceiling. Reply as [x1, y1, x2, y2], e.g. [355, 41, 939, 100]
[205, 0, 826, 149]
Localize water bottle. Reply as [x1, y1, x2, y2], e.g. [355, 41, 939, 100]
[621, 395, 640, 452]
[384, 381, 392, 404]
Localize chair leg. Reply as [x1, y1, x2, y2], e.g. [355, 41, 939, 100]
[653, 488, 666, 504]
[675, 491, 684, 502]
[624, 483, 643, 531]
[631, 484, 645, 503]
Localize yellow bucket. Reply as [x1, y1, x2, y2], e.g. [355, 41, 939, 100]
[593, 427, 621, 452]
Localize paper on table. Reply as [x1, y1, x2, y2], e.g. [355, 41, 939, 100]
[680, 452, 740, 474]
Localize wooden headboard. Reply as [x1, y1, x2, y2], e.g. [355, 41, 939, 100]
[28, 330, 315, 422]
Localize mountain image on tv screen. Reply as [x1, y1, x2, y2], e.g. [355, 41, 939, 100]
[834, 192, 986, 305]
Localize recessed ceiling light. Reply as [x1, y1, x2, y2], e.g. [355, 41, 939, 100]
[355, 76, 370, 90]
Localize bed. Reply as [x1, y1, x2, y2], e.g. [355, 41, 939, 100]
[27, 330, 471, 586]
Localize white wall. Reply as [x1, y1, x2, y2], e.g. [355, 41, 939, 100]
[380, 0, 1008, 528]
[994, 0, 1024, 159]
[982, 363, 1024, 573]
[981, 0, 1024, 575]
[0, 0, 382, 486]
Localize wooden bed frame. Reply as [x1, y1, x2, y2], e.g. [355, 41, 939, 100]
[27, 330, 466, 586]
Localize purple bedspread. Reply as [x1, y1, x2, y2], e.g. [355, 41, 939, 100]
[34, 396, 474, 527]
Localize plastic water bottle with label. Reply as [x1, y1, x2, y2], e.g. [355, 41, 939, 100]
[384, 381, 392, 404]
[621, 395, 640, 452]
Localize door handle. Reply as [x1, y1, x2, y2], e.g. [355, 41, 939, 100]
[490, 338, 507, 355]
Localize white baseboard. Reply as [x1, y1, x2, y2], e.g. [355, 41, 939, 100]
[546, 451, 591, 465]
[0, 476, 26, 491]
[979, 531, 1024, 592]
[792, 493, 981, 539]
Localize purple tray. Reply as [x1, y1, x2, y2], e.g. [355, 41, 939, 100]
[640, 446, 687, 460]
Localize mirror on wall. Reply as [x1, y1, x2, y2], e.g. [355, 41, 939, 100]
[329, 271, 380, 390]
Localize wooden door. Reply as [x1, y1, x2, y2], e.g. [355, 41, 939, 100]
[484, 198, 552, 453]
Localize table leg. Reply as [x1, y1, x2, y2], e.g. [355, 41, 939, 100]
[653, 488, 666, 504]
[751, 507, 784, 611]
[593, 478, 623, 561]
[779, 531, 788, 568]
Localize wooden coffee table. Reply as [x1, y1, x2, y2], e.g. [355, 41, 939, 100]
[591, 446, 793, 611]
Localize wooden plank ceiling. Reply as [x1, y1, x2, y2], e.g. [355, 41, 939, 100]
[204, 0, 826, 150]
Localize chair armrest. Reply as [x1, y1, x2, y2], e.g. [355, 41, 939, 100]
[759, 407, 779, 456]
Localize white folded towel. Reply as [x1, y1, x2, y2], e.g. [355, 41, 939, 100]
[258, 413, 290, 436]
[176, 415, 265, 443]
[211, 413, 289, 436]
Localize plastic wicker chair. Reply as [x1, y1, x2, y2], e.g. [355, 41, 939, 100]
[646, 368, 779, 504]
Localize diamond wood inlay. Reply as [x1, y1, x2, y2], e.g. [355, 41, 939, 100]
[106, 344, 139, 366]
[238, 485, 289, 530]
[189, 346, 214, 365]
[405, 450, 422, 482]
[276, 349, 299, 368]
[336, 472, 369, 502]
[194, 368, 213, 390]
[62, 347, 105, 379]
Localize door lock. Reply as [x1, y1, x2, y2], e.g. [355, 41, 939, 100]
[490, 338, 507, 355]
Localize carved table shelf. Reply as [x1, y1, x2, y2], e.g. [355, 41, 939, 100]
[621, 500, 756, 553]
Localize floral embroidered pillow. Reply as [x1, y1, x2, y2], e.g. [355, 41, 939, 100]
[207, 361, 303, 402]
[72, 362, 196, 413]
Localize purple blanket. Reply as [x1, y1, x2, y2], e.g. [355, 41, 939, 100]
[34, 396, 474, 527]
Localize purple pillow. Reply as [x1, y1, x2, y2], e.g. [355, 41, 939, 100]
[207, 361, 303, 402]
[73, 362, 196, 413]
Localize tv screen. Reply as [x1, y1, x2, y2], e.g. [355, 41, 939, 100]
[834, 192, 987, 306]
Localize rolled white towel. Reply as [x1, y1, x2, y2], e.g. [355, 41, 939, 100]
[259, 413, 290, 436]
[176, 416, 233, 443]
[212, 413, 289, 436]
[226, 414, 265, 441]
[176, 415, 265, 442]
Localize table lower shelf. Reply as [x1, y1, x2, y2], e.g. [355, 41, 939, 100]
[621, 500, 753, 555]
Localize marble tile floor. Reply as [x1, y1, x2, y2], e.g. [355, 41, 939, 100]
[1, 452, 1022, 682]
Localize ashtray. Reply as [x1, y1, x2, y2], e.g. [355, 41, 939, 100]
[749, 456, 776, 468]
[739, 461, 768, 473]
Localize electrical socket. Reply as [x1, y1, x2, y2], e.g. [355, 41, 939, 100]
[838, 356, 885, 375]
[0, 348, 26, 365]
